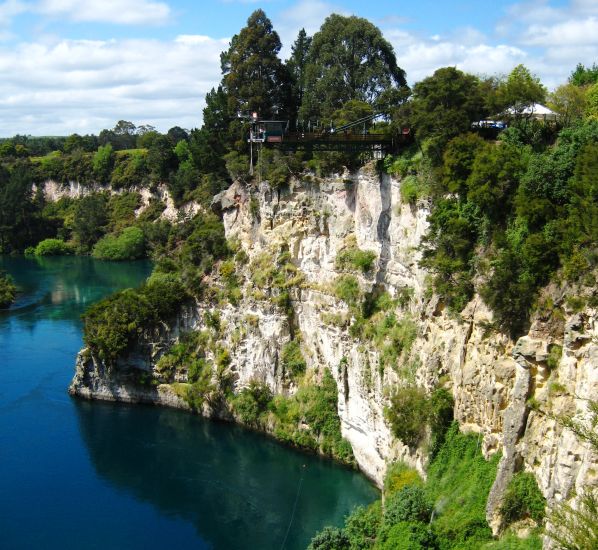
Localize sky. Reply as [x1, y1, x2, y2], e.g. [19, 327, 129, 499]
[0, 0, 596, 136]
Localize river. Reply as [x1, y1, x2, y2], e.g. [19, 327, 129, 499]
[0, 256, 377, 550]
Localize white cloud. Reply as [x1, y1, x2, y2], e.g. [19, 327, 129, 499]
[37, 0, 171, 25]
[0, 35, 228, 135]
[384, 28, 528, 85]
[522, 16, 598, 46]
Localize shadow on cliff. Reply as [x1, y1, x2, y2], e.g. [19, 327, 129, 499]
[73, 400, 377, 550]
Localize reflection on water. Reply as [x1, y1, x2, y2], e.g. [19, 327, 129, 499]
[0, 255, 378, 550]
[75, 401, 377, 550]
[0, 255, 152, 323]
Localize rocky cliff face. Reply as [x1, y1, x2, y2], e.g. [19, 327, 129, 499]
[70, 166, 597, 542]
[37, 179, 201, 222]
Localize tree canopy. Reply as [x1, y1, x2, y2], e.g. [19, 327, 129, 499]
[300, 14, 407, 120]
[221, 9, 292, 120]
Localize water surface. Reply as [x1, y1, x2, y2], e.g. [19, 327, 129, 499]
[0, 256, 377, 549]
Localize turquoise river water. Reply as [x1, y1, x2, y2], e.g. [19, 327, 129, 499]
[0, 256, 377, 550]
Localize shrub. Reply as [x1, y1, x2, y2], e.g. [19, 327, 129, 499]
[427, 422, 499, 547]
[336, 246, 377, 273]
[268, 369, 355, 465]
[232, 380, 273, 426]
[308, 526, 350, 550]
[344, 501, 382, 549]
[82, 289, 155, 363]
[92, 226, 146, 261]
[546, 489, 598, 550]
[384, 485, 433, 525]
[280, 339, 306, 378]
[399, 175, 419, 204]
[34, 238, 71, 256]
[500, 472, 546, 525]
[83, 273, 188, 363]
[334, 275, 361, 308]
[377, 521, 437, 550]
[546, 344, 563, 371]
[384, 462, 423, 497]
[384, 386, 429, 447]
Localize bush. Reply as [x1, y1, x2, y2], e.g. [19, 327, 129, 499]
[399, 175, 419, 204]
[82, 289, 155, 363]
[427, 422, 499, 547]
[546, 344, 563, 371]
[232, 380, 273, 426]
[500, 472, 546, 525]
[336, 246, 377, 273]
[280, 339, 306, 378]
[92, 226, 146, 260]
[334, 275, 361, 308]
[83, 273, 188, 364]
[385, 386, 430, 447]
[384, 485, 433, 525]
[377, 521, 437, 550]
[344, 501, 382, 549]
[308, 526, 350, 550]
[268, 369, 355, 465]
[0, 271, 17, 308]
[34, 238, 72, 256]
[384, 462, 423, 497]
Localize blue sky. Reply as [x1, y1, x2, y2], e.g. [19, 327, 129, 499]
[0, 0, 596, 136]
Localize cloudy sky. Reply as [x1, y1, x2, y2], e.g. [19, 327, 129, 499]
[0, 0, 596, 136]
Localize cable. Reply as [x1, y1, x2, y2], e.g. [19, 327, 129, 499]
[280, 465, 306, 550]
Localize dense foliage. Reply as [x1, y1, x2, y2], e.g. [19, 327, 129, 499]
[310, 422, 543, 549]
[82, 272, 189, 364]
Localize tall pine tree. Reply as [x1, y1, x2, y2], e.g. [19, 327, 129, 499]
[221, 9, 292, 120]
[287, 28, 312, 118]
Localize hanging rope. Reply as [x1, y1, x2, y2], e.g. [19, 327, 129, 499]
[280, 465, 306, 550]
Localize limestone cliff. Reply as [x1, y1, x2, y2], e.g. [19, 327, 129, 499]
[36, 179, 201, 222]
[69, 166, 597, 544]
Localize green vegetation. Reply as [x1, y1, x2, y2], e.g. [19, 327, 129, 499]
[92, 226, 145, 261]
[311, 423, 543, 549]
[280, 339, 307, 379]
[500, 472, 546, 525]
[544, 399, 598, 550]
[231, 380, 273, 426]
[34, 238, 72, 256]
[233, 369, 356, 465]
[384, 387, 454, 450]
[82, 272, 189, 364]
[336, 239, 377, 273]
[0, 270, 17, 308]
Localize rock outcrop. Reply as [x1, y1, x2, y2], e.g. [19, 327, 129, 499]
[70, 167, 597, 546]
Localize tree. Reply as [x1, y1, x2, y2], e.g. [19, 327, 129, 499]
[92, 144, 114, 184]
[496, 64, 546, 117]
[548, 83, 588, 125]
[63, 133, 84, 153]
[0, 162, 37, 252]
[287, 28, 312, 114]
[191, 86, 233, 175]
[586, 82, 598, 120]
[146, 134, 176, 182]
[221, 9, 291, 120]
[301, 14, 407, 120]
[72, 194, 108, 250]
[167, 126, 189, 145]
[569, 62, 598, 87]
[308, 526, 350, 550]
[409, 67, 485, 158]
